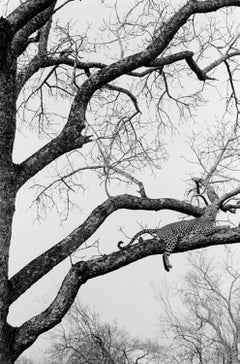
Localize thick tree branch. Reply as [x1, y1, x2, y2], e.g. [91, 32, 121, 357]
[8, 195, 203, 304]
[59, 0, 240, 130]
[6, 0, 56, 34]
[11, 3, 56, 57]
[11, 261, 89, 360]
[148, 51, 195, 68]
[11, 0, 240, 289]
[13, 1, 240, 189]
[148, 50, 214, 80]
[18, 1, 240, 98]
[10, 224, 240, 358]
[16, 131, 92, 188]
[9, 0, 240, 309]
[16, 49, 240, 98]
[1, 0, 240, 362]
[16, 56, 106, 96]
[38, 13, 53, 55]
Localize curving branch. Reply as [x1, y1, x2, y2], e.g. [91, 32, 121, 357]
[16, 48, 240, 98]
[3, 0, 240, 362]
[11, 3, 56, 57]
[10, 223, 240, 358]
[11, 261, 89, 360]
[16, 56, 106, 95]
[217, 187, 240, 207]
[47, 0, 240, 133]
[17, 2, 240, 98]
[13, 1, 240, 191]
[104, 84, 141, 114]
[16, 131, 92, 188]
[148, 51, 214, 81]
[6, 0, 57, 34]
[8, 195, 203, 304]
[15, 0, 240, 188]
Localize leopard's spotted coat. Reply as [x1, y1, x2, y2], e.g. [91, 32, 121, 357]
[118, 217, 229, 271]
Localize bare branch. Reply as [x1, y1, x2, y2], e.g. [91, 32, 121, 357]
[112, 167, 147, 198]
[104, 84, 141, 115]
[203, 50, 240, 74]
[16, 55, 106, 95]
[8, 195, 203, 304]
[148, 50, 215, 81]
[12, 261, 88, 359]
[217, 186, 240, 207]
[16, 132, 92, 188]
[11, 225, 240, 357]
[20, 0, 240, 110]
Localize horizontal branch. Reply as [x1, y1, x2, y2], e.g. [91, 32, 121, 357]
[10, 224, 240, 357]
[60, 0, 240, 112]
[16, 48, 240, 101]
[16, 56, 106, 95]
[18, 1, 240, 105]
[8, 195, 203, 304]
[78, 227, 240, 280]
[148, 51, 215, 81]
[148, 50, 194, 67]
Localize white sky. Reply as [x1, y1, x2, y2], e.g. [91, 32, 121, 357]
[6, 0, 240, 361]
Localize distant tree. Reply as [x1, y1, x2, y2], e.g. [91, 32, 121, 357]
[44, 302, 164, 364]
[2, 1, 240, 362]
[157, 251, 240, 364]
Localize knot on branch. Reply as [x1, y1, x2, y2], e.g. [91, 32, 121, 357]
[74, 134, 93, 148]
[73, 261, 89, 278]
[185, 55, 215, 81]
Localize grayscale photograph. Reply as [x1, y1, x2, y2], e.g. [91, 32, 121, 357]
[1, 1, 240, 363]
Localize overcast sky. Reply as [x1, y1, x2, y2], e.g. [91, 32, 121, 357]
[6, 0, 240, 361]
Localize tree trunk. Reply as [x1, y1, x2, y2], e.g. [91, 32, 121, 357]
[0, 22, 18, 363]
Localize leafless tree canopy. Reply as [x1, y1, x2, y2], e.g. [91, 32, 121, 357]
[44, 302, 163, 364]
[1, 0, 240, 362]
[156, 251, 240, 364]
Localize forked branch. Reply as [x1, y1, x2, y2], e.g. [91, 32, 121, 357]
[10, 222, 240, 357]
[8, 195, 203, 304]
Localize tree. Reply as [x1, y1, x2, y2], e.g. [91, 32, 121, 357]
[44, 301, 164, 364]
[156, 251, 240, 364]
[2, 0, 240, 362]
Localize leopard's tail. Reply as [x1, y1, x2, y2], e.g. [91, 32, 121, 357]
[118, 229, 157, 250]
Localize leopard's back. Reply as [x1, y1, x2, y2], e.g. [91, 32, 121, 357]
[118, 216, 219, 271]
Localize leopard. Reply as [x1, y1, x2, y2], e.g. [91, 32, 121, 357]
[118, 216, 230, 272]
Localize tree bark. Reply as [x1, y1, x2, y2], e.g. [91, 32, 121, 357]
[0, 17, 18, 364]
